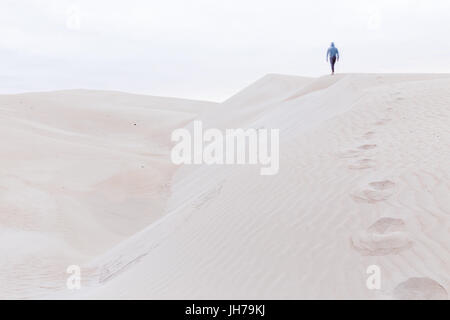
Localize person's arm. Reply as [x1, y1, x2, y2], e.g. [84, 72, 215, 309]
[336, 49, 340, 61]
[326, 48, 329, 62]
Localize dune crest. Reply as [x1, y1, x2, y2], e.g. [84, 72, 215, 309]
[1, 74, 450, 299]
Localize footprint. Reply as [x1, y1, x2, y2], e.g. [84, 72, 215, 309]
[192, 181, 225, 209]
[348, 159, 375, 170]
[367, 217, 404, 233]
[351, 217, 412, 256]
[351, 190, 392, 203]
[338, 149, 361, 159]
[393, 277, 448, 300]
[351, 180, 395, 203]
[363, 131, 376, 139]
[158, 182, 172, 195]
[374, 119, 392, 126]
[369, 180, 395, 191]
[358, 144, 377, 150]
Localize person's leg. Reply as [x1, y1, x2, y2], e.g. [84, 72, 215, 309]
[330, 56, 336, 74]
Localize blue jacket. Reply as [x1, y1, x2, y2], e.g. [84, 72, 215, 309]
[327, 43, 339, 60]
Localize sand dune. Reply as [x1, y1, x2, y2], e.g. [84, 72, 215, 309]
[0, 90, 216, 298]
[1, 74, 449, 299]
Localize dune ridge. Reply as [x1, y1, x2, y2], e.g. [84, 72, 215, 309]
[1, 74, 449, 299]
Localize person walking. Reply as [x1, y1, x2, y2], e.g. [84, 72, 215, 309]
[326, 42, 340, 75]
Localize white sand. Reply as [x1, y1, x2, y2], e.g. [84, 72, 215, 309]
[1, 75, 449, 299]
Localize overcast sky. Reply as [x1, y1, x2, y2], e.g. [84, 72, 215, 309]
[1, 0, 450, 101]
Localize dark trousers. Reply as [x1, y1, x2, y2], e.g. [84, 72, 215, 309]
[330, 56, 337, 73]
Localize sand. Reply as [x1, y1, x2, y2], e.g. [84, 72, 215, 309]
[1, 74, 449, 299]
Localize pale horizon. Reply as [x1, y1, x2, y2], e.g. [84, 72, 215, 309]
[1, 0, 450, 101]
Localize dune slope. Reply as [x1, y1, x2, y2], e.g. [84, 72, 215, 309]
[0, 90, 216, 299]
[2, 74, 450, 299]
